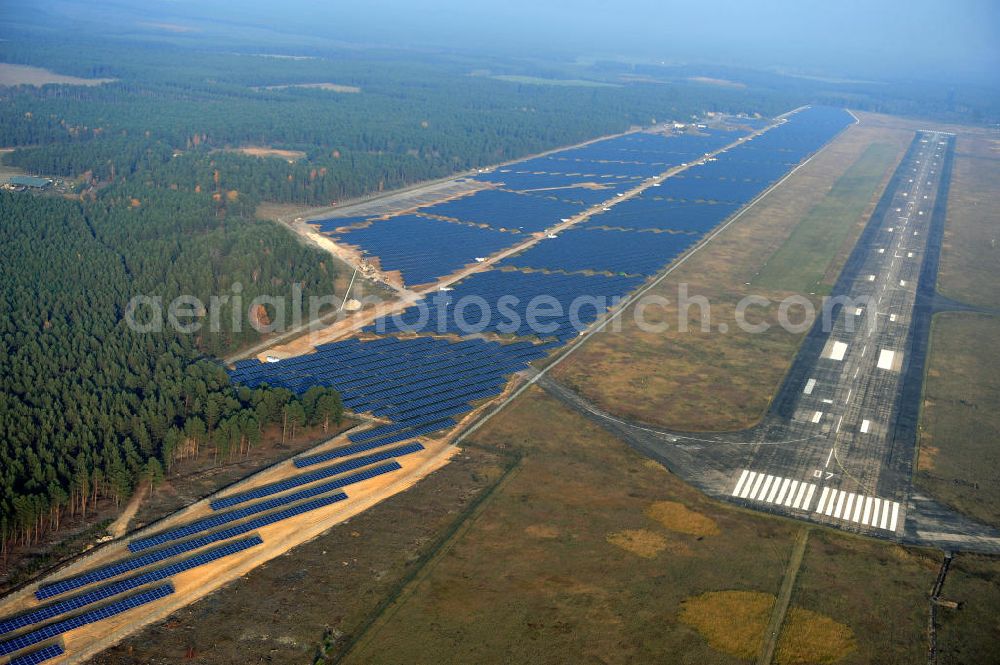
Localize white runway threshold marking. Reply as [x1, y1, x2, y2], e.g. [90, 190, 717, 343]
[814, 487, 901, 532]
[827, 341, 848, 361]
[731, 469, 817, 511]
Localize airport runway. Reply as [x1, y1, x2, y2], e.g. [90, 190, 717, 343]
[538, 131, 1000, 553]
[725, 131, 953, 536]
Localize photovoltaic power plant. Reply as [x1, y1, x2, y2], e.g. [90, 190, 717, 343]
[8, 643, 65, 665]
[35, 493, 349, 600]
[327, 214, 521, 286]
[0, 106, 856, 664]
[370, 270, 644, 341]
[229, 335, 549, 428]
[0, 538, 262, 637]
[418, 189, 586, 232]
[0, 584, 175, 657]
[211, 446, 420, 510]
[230, 107, 853, 451]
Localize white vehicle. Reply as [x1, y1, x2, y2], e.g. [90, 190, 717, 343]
[475, 257, 487, 263]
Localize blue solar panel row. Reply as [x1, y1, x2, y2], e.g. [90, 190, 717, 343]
[37, 493, 348, 600]
[229, 336, 547, 434]
[295, 417, 455, 466]
[348, 410, 463, 443]
[501, 227, 699, 276]
[318, 214, 521, 286]
[370, 270, 644, 342]
[418, 189, 586, 232]
[580, 198, 740, 234]
[129, 463, 364, 550]
[8, 643, 64, 665]
[1, 538, 261, 637]
[1, 584, 174, 657]
[211, 446, 418, 510]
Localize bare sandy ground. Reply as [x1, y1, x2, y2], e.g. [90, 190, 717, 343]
[106, 486, 148, 540]
[257, 83, 361, 93]
[0, 64, 115, 87]
[226, 146, 307, 160]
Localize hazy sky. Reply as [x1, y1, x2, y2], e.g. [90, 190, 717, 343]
[32, 0, 1000, 84]
[325, 0, 999, 83]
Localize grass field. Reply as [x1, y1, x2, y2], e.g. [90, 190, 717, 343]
[916, 313, 1000, 527]
[935, 554, 1000, 664]
[553, 120, 911, 431]
[787, 529, 936, 665]
[936, 134, 1000, 310]
[753, 142, 901, 295]
[340, 388, 866, 664]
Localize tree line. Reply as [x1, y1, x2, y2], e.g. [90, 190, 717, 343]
[0, 191, 342, 556]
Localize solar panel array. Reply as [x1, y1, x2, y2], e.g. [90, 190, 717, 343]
[418, 189, 586, 232]
[489, 107, 854, 277]
[211, 453, 412, 510]
[321, 214, 521, 286]
[370, 270, 643, 342]
[8, 643, 64, 665]
[477, 129, 744, 194]
[0, 584, 174, 657]
[501, 227, 699, 276]
[1, 538, 262, 637]
[36, 493, 348, 600]
[129, 470, 356, 550]
[229, 336, 549, 429]
[228, 107, 852, 469]
[579, 198, 740, 234]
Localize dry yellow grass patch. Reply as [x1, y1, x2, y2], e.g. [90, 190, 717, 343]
[525, 524, 559, 539]
[643, 459, 669, 473]
[606, 529, 667, 558]
[917, 442, 939, 471]
[679, 590, 773, 659]
[776, 607, 856, 664]
[645, 501, 720, 537]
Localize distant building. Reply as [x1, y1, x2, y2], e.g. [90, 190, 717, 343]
[6, 175, 52, 189]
